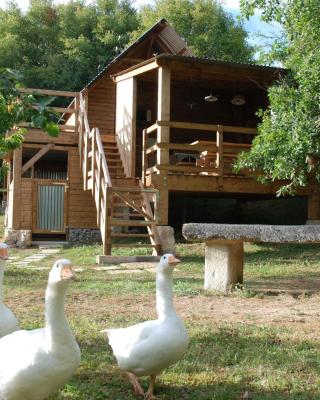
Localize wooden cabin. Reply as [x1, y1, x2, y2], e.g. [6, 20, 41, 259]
[4, 19, 320, 258]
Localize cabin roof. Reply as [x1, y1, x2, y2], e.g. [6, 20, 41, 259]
[84, 18, 192, 90]
[112, 53, 284, 80]
[111, 53, 285, 91]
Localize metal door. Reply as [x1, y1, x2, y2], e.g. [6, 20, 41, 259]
[35, 184, 66, 233]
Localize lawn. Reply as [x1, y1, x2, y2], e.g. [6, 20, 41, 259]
[3, 238, 320, 399]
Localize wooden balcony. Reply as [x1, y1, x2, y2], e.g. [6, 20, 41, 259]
[142, 120, 258, 184]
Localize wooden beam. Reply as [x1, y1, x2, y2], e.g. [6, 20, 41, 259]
[156, 120, 257, 135]
[19, 88, 78, 97]
[113, 60, 158, 82]
[11, 147, 22, 229]
[21, 143, 54, 174]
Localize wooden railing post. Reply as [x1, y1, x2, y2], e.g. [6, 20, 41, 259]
[216, 125, 224, 188]
[83, 128, 89, 191]
[96, 153, 102, 226]
[74, 94, 79, 137]
[91, 128, 96, 195]
[142, 128, 147, 185]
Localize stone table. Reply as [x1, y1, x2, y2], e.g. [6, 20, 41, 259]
[182, 223, 320, 293]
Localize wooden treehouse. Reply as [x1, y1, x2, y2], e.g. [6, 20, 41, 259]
[4, 19, 320, 260]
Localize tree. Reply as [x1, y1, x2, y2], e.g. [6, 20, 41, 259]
[134, 0, 255, 62]
[0, 0, 139, 91]
[0, 68, 59, 163]
[235, 0, 320, 195]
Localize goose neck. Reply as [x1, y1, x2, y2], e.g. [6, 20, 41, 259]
[156, 270, 176, 319]
[45, 282, 73, 344]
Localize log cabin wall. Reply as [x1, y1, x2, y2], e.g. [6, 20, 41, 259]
[20, 179, 32, 230]
[68, 147, 97, 229]
[87, 78, 116, 135]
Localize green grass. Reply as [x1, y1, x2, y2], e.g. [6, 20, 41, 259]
[3, 241, 320, 399]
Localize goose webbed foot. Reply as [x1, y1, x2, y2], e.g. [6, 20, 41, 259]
[144, 374, 157, 400]
[125, 371, 145, 397]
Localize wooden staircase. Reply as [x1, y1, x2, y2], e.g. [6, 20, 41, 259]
[78, 93, 162, 257]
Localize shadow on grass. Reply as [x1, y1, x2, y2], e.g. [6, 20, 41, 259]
[53, 326, 320, 400]
[245, 243, 320, 263]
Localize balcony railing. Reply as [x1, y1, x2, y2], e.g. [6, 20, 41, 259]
[142, 120, 257, 185]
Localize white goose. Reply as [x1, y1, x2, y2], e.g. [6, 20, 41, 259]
[0, 243, 19, 338]
[102, 254, 189, 399]
[0, 259, 81, 400]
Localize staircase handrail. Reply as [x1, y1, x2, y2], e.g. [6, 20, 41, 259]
[78, 93, 112, 189]
[78, 92, 113, 254]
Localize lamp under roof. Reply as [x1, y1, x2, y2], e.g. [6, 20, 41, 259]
[204, 93, 218, 102]
[231, 94, 246, 106]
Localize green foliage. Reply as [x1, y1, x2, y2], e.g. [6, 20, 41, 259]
[0, 68, 59, 160]
[236, 0, 320, 195]
[0, 0, 139, 91]
[135, 0, 255, 62]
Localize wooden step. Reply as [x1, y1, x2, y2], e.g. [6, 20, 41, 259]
[111, 219, 156, 226]
[111, 233, 152, 238]
[102, 143, 119, 153]
[101, 134, 116, 143]
[112, 212, 143, 218]
[107, 160, 123, 165]
[105, 153, 121, 159]
[112, 178, 139, 186]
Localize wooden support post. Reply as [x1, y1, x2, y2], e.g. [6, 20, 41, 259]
[307, 193, 320, 223]
[157, 67, 171, 166]
[158, 187, 169, 225]
[157, 67, 170, 225]
[11, 147, 22, 229]
[216, 125, 224, 188]
[103, 188, 112, 255]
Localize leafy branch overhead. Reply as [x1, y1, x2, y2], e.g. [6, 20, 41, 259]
[235, 0, 320, 196]
[0, 68, 59, 155]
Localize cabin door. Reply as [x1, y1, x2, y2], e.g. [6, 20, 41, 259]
[33, 183, 67, 233]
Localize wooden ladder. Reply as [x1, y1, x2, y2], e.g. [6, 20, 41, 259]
[78, 93, 161, 255]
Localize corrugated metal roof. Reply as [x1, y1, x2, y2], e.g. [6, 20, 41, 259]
[155, 54, 284, 73]
[158, 24, 193, 56]
[84, 18, 193, 90]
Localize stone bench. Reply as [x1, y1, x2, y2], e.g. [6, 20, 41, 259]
[182, 223, 320, 293]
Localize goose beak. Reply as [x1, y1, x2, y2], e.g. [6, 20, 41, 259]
[60, 265, 74, 281]
[0, 247, 9, 260]
[168, 255, 180, 267]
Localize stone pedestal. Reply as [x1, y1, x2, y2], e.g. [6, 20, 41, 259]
[204, 241, 243, 292]
[4, 229, 32, 248]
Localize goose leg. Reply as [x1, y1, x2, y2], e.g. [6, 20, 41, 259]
[125, 372, 145, 397]
[144, 374, 157, 400]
